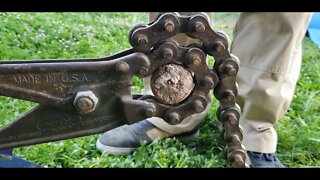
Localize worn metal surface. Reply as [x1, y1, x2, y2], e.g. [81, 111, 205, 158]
[151, 63, 195, 105]
[0, 12, 247, 167]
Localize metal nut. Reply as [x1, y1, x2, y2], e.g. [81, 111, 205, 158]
[74, 91, 98, 114]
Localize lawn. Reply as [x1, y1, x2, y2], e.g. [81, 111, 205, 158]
[0, 12, 319, 168]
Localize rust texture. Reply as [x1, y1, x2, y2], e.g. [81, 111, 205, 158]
[0, 12, 246, 168]
[151, 63, 194, 105]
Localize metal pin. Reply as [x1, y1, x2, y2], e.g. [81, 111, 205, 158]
[145, 107, 156, 118]
[163, 48, 173, 60]
[193, 100, 204, 113]
[115, 61, 130, 73]
[166, 112, 180, 125]
[203, 76, 214, 88]
[195, 22, 205, 33]
[228, 114, 238, 125]
[216, 41, 225, 52]
[165, 20, 175, 32]
[137, 36, 148, 47]
[225, 65, 236, 76]
[192, 56, 201, 65]
[139, 67, 149, 76]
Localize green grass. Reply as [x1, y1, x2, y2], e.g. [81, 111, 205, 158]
[0, 12, 319, 168]
[276, 38, 320, 167]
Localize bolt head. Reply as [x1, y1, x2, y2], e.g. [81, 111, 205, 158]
[74, 91, 98, 114]
[77, 97, 94, 113]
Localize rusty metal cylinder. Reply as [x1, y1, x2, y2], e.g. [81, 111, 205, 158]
[151, 63, 195, 105]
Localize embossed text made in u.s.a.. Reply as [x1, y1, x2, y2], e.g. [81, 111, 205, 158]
[12, 73, 91, 85]
[36, 115, 116, 133]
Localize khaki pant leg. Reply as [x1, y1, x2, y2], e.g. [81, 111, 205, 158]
[231, 13, 312, 153]
[146, 12, 213, 135]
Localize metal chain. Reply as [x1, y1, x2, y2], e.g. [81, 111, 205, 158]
[129, 12, 247, 168]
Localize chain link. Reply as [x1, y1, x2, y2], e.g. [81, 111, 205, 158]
[129, 12, 248, 168]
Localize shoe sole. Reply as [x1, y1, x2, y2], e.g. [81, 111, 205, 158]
[96, 130, 200, 155]
[96, 140, 139, 155]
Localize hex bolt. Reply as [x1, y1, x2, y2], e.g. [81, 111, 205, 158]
[74, 91, 98, 114]
[164, 20, 175, 32]
[115, 61, 130, 73]
[195, 22, 205, 33]
[163, 48, 173, 60]
[216, 41, 225, 52]
[77, 97, 94, 113]
[193, 100, 204, 113]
